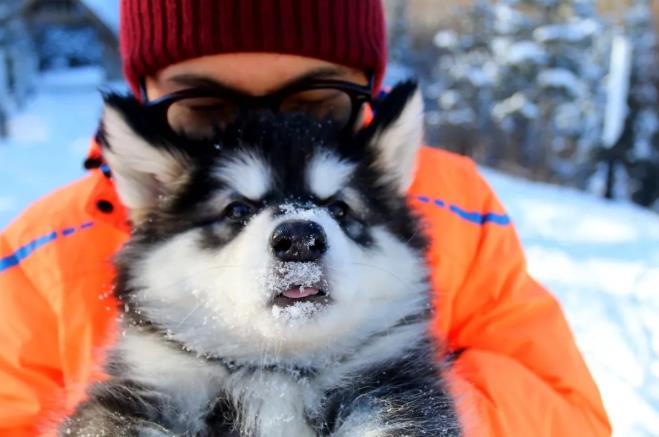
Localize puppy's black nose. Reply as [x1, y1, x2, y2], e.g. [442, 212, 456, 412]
[271, 220, 328, 262]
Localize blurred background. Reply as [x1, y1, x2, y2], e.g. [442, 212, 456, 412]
[0, 1, 658, 436]
[385, 0, 659, 209]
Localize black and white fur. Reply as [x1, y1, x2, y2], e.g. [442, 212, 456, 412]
[60, 82, 461, 436]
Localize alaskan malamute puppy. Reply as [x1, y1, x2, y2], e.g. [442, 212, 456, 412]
[61, 82, 461, 436]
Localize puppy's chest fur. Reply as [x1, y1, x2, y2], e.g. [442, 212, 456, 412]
[117, 329, 407, 437]
[205, 367, 320, 437]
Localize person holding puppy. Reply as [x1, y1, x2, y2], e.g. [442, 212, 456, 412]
[0, 1, 610, 436]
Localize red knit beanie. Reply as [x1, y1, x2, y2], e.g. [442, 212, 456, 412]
[119, 0, 387, 96]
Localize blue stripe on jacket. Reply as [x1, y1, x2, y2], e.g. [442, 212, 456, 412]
[0, 222, 94, 273]
[413, 195, 511, 226]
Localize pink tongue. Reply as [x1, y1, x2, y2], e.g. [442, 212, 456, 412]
[283, 287, 320, 299]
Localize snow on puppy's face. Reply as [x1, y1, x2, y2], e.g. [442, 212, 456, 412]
[100, 82, 429, 365]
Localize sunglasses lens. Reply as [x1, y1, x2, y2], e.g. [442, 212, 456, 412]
[162, 87, 363, 139]
[280, 88, 355, 129]
[166, 96, 239, 139]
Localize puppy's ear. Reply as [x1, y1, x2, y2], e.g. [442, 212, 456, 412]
[99, 94, 189, 222]
[364, 81, 424, 194]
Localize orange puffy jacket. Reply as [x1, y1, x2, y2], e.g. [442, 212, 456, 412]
[0, 145, 610, 436]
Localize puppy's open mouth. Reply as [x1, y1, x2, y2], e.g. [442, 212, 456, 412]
[273, 285, 330, 307]
[267, 262, 331, 308]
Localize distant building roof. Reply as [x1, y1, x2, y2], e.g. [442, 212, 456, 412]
[80, 0, 118, 34]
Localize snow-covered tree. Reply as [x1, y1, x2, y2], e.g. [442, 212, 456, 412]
[428, 0, 498, 158]
[431, 0, 612, 186]
[386, 0, 412, 66]
[0, 1, 39, 138]
[588, 0, 659, 207]
[621, 0, 659, 209]
[383, 0, 417, 87]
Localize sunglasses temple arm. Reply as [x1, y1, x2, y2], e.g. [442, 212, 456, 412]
[139, 79, 150, 103]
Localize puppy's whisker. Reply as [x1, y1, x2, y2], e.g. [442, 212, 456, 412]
[347, 262, 415, 286]
[133, 263, 268, 292]
[404, 229, 421, 245]
[322, 265, 425, 302]
[175, 300, 203, 328]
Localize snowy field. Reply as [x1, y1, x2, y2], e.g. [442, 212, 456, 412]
[0, 67, 121, 227]
[484, 169, 659, 436]
[1, 69, 658, 436]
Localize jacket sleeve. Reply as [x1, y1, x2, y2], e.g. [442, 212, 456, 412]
[0, 233, 64, 437]
[444, 173, 612, 437]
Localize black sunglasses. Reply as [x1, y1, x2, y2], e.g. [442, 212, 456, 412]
[139, 75, 373, 140]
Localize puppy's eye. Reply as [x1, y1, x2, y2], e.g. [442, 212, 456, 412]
[328, 200, 350, 219]
[225, 202, 254, 220]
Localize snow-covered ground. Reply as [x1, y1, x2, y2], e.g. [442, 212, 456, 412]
[484, 169, 659, 436]
[1, 68, 658, 436]
[0, 67, 124, 227]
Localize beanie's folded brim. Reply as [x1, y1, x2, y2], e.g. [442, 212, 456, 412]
[120, 0, 387, 96]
